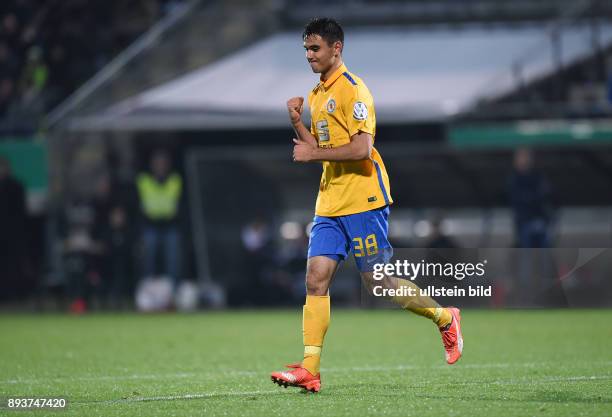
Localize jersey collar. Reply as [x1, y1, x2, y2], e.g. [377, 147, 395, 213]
[319, 63, 347, 91]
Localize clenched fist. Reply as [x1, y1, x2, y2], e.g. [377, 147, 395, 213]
[287, 97, 304, 125]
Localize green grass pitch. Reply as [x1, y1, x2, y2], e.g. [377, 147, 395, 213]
[1, 309, 611, 416]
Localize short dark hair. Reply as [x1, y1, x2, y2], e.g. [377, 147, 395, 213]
[302, 17, 344, 46]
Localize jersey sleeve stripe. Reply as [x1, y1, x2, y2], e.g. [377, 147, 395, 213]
[342, 72, 357, 85]
[372, 159, 390, 205]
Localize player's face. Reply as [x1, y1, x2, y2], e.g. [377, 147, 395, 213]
[304, 35, 341, 74]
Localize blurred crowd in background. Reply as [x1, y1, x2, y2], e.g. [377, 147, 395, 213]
[1, 0, 611, 311]
[0, 0, 185, 134]
[0, 146, 556, 310]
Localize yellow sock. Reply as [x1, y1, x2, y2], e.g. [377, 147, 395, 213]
[302, 295, 330, 375]
[415, 306, 452, 328]
[388, 278, 452, 328]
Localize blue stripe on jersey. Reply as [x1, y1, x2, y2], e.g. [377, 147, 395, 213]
[372, 159, 390, 205]
[342, 72, 357, 85]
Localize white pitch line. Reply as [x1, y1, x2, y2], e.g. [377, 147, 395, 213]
[2, 361, 612, 385]
[90, 389, 287, 405]
[323, 360, 612, 373]
[323, 362, 531, 373]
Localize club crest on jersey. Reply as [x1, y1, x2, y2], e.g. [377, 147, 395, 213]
[353, 102, 368, 120]
[326, 98, 336, 113]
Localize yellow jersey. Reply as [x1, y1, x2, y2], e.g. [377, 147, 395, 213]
[308, 63, 392, 217]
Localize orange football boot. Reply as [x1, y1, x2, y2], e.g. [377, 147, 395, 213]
[270, 363, 321, 393]
[439, 307, 463, 364]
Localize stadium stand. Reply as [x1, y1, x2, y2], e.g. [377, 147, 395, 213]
[0, 0, 184, 135]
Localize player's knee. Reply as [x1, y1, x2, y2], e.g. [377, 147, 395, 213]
[360, 272, 376, 291]
[305, 272, 328, 296]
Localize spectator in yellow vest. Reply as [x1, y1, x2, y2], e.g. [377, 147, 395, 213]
[136, 150, 182, 288]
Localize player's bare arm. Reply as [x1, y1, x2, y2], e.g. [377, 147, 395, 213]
[287, 96, 317, 147]
[292, 131, 372, 162]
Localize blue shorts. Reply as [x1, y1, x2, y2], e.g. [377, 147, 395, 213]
[308, 206, 393, 272]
